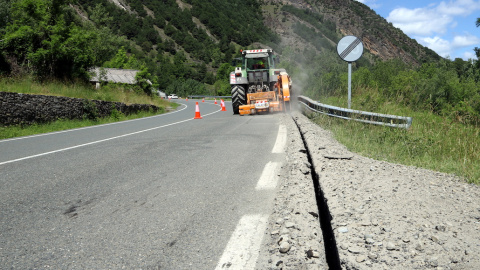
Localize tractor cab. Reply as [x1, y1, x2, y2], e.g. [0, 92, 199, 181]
[242, 50, 275, 71]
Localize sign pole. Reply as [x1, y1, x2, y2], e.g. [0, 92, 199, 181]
[348, 62, 352, 109]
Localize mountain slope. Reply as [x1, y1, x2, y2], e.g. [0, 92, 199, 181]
[1, 0, 442, 91]
[262, 0, 441, 66]
[79, 0, 440, 71]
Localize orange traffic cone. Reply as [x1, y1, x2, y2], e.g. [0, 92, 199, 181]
[221, 99, 227, 111]
[194, 102, 202, 119]
[214, 98, 217, 104]
[202, 97, 205, 102]
[186, 97, 188, 101]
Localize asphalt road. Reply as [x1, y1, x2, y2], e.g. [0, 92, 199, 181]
[0, 99, 286, 269]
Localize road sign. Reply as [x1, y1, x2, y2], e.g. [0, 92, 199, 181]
[336, 36, 364, 109]
[337, 36, 363, 62]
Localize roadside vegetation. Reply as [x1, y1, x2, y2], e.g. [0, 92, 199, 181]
[0, 77, 173, 106]
[299, 56, 480, 184]
[307, 90, 479, 184]
[281, 16, 480, 183]
[0, 110, 164, 140]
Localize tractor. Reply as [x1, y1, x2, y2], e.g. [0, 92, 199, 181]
[229, 49, 292, 115]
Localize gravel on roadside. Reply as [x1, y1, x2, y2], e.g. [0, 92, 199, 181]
[258, 110, 480, 270]
[256, 113, 327, 270]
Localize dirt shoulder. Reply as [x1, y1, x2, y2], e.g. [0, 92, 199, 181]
[259, 111, 480, 269]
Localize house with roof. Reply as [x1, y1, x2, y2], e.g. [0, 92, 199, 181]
[89, 67, 139, 87]
[89, 67, 165, 98]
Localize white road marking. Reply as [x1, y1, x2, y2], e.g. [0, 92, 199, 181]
[0, 106, 221, 166]
[215, 214, 268, 270]
[255, 161, 280, 190]
[271, 125, 286, 153]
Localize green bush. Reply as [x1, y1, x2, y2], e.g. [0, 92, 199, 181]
[165, 79, 207, 97]
[109, 105, 124, 121]
[1, 0, 97, 79]
[82, 100, 99, 121]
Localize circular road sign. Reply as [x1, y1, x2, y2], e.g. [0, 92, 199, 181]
[337, 35, 364, 62]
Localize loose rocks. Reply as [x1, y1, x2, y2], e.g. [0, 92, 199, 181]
[293, 110, 480, 269]
[255, 114, 327, 270]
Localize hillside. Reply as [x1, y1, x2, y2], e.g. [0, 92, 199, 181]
[0, 0, 443, 93]
[263, 0, 440, 66]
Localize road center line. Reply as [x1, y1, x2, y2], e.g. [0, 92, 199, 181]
[0, 107, 221, 166]
[272, 124, 286, 153]
[215, 214, 268, 270]
[256, 161, 280, 190]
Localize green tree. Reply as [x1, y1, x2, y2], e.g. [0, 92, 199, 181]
[211, 48, 223, 68]
[1, 0, 97, 79]
[85, 3, 124, 67]
[135, 65, 153, 95]
[214, 80, 230, 96]
[214, 63, 233, 96]
[104, 46, 141, 69]
[0, 0, 11, 33]
[88, 3, 112, 27]
[172, 51, 187, 77]
[105, 46, 128, 68]
[216, 63, 233, 81]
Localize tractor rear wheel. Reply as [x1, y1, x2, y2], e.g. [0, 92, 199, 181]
[231, 85, 246, 114]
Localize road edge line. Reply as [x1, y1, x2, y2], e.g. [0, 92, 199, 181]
[215, 214, 269, 270]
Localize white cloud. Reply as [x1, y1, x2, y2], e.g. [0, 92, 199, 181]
[462, 51, 478, 60]
[437, 0, 480, 16]
[451, 34, 480, 48]
[385, 0, 480, 59]
[387, 7, 451, 36]
[418, 36, 452, 57]
[418, 34, 480, 59]
[387, 1, 480, 36]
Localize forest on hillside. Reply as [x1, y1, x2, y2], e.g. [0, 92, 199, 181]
[0, 0, 277, 96]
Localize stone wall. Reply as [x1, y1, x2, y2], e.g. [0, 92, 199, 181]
[0, 92, 160, 126]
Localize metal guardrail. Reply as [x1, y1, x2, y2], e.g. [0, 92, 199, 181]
[298, 95, 412, 129]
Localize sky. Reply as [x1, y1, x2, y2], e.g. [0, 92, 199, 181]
[355, 0, 480, 60]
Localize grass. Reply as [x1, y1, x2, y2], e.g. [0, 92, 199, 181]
[307, 88, 480, 184]
[0, 77, 179, 140]
[0, 110, 163, 139]
[0, 77, 174, 106]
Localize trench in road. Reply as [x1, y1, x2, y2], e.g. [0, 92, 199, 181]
[293, 116, 341, 270]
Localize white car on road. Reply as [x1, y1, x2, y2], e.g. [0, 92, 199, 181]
[168, 94, 178, 99]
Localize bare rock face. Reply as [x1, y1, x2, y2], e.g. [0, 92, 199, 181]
[263, 0, 439, 66]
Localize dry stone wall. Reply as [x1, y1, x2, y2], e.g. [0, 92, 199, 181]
[0, 92, 159, 126]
